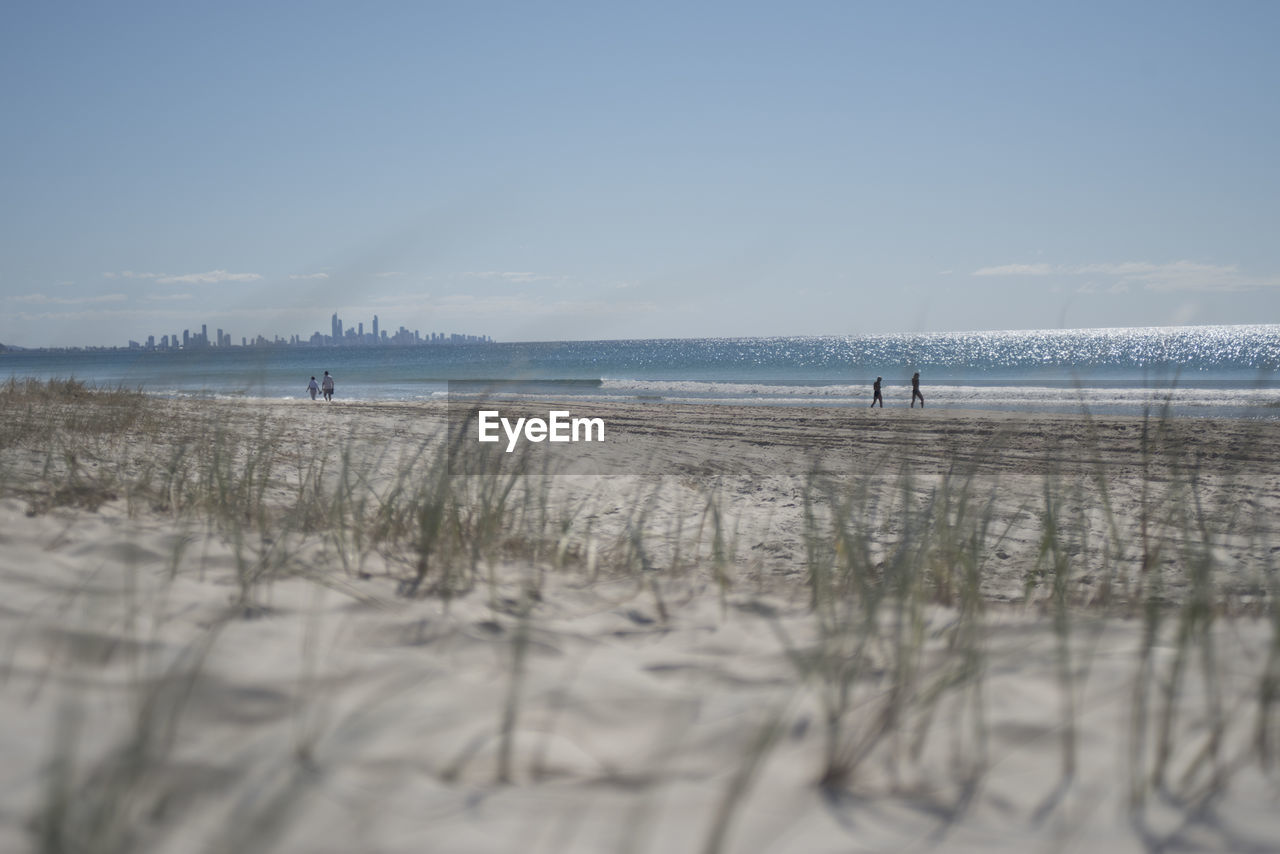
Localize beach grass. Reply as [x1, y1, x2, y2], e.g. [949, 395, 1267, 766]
[2, 381, 1278, 851]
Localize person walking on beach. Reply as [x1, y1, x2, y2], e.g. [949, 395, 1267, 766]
[910, 371, 924, 408]
[871, 376, 883, 408]
[321, 371, 335, 402]
[307, 376, 320, 400]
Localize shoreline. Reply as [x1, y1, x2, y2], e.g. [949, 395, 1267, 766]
[101, 388, 1280, 425]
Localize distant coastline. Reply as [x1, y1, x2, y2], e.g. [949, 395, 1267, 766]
[0, 339, 495, 355]
[2, 310, 491, 353]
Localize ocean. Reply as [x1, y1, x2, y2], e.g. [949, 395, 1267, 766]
[4, 325, 1280, 419]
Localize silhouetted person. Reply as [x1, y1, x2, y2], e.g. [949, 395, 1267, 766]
[321, 370, 335, 402]
[911, 371, 924, 408]
[307, 376, 319, 400]
[871, 376, 883, 408]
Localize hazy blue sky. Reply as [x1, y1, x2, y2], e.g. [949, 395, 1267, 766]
[3, 1, 1278, 347]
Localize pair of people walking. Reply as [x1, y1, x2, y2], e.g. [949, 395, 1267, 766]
[306, 371, 335, 401]
[870, 372, 924, 408]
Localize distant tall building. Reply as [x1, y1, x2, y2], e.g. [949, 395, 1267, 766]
[183, 329, 190, 349]
[372, 315, 379, 341]
[216, 328, 223, 347]
[331, 313, 342, 342]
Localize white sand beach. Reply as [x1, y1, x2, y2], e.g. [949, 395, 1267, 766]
[3, 387, 1279, 853]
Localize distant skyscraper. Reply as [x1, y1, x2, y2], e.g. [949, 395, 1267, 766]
[114, 312, 483, 351]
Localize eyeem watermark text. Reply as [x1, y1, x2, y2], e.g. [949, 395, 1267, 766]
[477, 410, 605, 453]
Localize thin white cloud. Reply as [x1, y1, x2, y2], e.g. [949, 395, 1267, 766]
[103, 271, 163, 280]
[372, 271, 405, 279]
[972, 263, 1056, 276]
[1073, 262, 1161, 276]
[9, 293, 127, 305]
[12, 306, 322, 324]
[157, 270, 262, 285]
[1116, 261, 1276, 293]
[972, 259, 1280, 292]
[145, 293, 195, 301]
[289, 273, 330, 280]
[103, 269, 262, 285]
[464, 271, 559, 284]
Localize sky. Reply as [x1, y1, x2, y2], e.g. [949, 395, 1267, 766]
[2, 1, 1278, 347]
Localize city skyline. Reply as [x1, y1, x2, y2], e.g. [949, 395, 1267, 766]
[6, 311, 492, 353]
